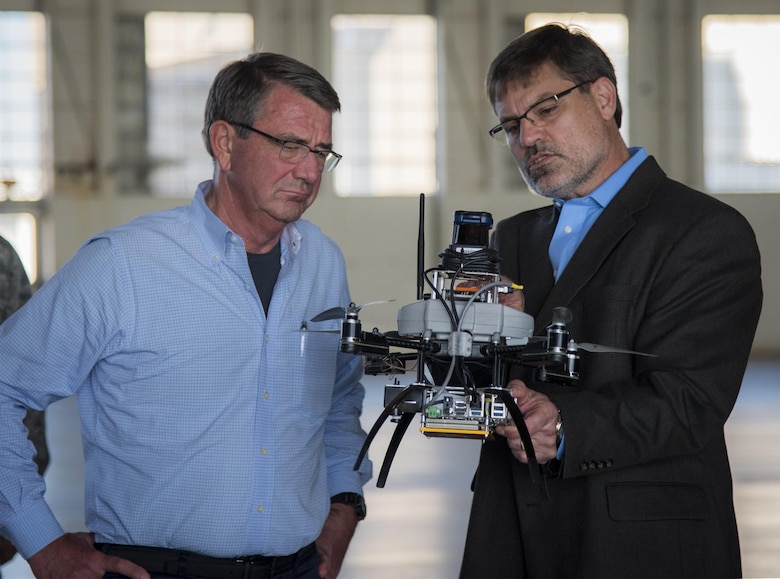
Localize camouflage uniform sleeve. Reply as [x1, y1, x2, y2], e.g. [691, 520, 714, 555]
[0, 236, 49, 475]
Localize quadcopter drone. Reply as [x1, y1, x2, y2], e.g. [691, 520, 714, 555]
[306, 195, 653, 489]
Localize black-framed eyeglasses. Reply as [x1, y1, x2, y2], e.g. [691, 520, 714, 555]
[488, 80, 593, 144]
[228, 122, 342, 172]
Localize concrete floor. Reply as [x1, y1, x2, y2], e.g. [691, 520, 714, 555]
[3, 361, 779, 578]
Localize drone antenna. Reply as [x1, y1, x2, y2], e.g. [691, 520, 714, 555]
[417, 193, 425, 300]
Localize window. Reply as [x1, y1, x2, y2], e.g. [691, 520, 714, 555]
[117, 12, 254, 196]
[0, 11, 49, 202]
[331, 14, 437, 197]
[703, 15, 780, 193]
[0, 10, 48, 284]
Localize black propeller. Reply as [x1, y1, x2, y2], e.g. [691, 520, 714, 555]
[547, 307, 656, 357]
[310, 300, 394, 323]
[310, 306, 348, 323]
[573, 342, 657, 356]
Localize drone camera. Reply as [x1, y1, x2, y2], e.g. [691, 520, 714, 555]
[431, 211, 502, 308]
[451, 211, 493, 251]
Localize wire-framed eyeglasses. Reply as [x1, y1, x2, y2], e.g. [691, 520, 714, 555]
[229, 122, 342, 172]
[488, 80, 593, 144]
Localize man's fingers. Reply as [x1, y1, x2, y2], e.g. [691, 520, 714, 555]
[103, 555, 151, 579]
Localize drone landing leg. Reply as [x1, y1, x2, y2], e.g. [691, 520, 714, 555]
[353, 383, 426, 472]
[376, 412, 416, 488]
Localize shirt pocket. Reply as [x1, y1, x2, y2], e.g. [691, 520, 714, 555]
[281, 329, 340, 420]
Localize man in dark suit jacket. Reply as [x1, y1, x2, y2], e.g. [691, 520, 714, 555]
[460, 23, 763, 578]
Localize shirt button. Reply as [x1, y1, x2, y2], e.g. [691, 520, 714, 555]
[257, 505, 264, 513]
[564, 225, 573, 234]
[264, 335, 270, 343]
[231, 235, 239, 244]
[213, 253, 220, 261]
[261, 448, 268, 456]
[263, 391, 270, 399]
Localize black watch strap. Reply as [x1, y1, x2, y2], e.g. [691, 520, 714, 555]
[330, 492, 367, 521]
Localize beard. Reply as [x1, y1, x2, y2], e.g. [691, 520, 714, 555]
[517, 143, 600, 201]
[521, 164, 556, 199]
[518, 144, 565, 199]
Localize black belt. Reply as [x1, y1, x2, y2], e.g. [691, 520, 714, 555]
[95, 541, 317, 579]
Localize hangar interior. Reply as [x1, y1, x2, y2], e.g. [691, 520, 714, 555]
[1, 1, 778, 577]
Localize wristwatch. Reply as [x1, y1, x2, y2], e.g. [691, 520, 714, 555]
[331, 492, 367, 521]
[555, 409, 564, 447]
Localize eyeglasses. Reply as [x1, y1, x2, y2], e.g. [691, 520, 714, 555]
[488, 80, 593, 143]
[228, 122, 342, 172]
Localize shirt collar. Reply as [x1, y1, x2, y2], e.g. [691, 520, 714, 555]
[554, 146, 648, 209]
[191, 180, 302, 260]
[281, 220, 302, 255]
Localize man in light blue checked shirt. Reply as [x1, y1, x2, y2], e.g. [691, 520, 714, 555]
[0, 52, 372, 579]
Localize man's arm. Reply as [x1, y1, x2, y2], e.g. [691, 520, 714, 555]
[315, 503, 359, 579]
[0, 238, 128, 558]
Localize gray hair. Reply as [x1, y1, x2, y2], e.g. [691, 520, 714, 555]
[202, 52, 341, 157]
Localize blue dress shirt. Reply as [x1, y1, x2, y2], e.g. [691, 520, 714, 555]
[0, 181, 372, 558]
[549, 147, 648, 281]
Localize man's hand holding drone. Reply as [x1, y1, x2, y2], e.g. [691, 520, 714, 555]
[497, 276, 525, 311]
[495, 380, 560, 464]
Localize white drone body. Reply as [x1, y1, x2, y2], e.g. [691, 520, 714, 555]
[397, 299, 534, 346]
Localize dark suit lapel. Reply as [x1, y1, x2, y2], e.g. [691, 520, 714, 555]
[534, 157, 664, 329]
